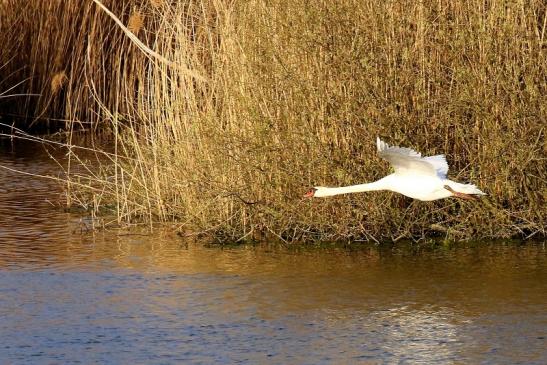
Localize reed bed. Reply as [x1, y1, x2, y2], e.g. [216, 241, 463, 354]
[0, 0, 545, 242]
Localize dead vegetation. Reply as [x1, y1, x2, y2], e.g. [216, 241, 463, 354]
[0, 0, 545, 242]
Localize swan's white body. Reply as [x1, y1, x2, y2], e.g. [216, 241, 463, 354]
[309, 137, 485, 201]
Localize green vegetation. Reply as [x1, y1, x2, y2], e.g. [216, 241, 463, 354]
[0, 0, 545, 242]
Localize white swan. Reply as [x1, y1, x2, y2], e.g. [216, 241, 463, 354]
[304, 137, 485, 201]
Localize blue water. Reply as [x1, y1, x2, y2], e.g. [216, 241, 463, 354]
[1, 241, 546, 364]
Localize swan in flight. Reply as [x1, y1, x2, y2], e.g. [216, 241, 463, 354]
[304, 137, 485, 201]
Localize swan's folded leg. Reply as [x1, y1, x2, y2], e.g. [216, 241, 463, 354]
[443, 185, 478, 201]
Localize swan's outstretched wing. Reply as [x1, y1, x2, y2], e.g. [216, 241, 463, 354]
[376, 137, 448, 178]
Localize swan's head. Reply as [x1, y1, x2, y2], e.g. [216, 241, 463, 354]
[304, 187, 329, 198]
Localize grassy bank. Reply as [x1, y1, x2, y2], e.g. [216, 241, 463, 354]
[0, 0, 545, 242]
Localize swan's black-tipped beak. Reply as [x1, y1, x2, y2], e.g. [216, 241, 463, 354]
[304, 188, 317, 198]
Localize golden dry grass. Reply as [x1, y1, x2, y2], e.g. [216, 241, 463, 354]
[0, 0, 545, 242]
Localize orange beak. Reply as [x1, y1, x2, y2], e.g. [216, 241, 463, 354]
[304, 188, 316, 198]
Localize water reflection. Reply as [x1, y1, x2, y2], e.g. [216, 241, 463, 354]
[0, 139, 546, 364]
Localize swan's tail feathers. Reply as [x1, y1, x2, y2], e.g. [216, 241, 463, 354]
[446, 181, 487, 196]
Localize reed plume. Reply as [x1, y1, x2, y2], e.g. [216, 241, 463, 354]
[127, 11, 144, 35]
[50, 72, 67, 95]
[149, 0, 163, 9]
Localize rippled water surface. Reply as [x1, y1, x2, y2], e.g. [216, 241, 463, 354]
[1, 140, 546, 364]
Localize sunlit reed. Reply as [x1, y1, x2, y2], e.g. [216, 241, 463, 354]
[0, 0, 545, 242]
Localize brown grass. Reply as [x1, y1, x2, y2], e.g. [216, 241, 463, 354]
[0, 0, 545, 242]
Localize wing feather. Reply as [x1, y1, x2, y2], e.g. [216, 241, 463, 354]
[423, 155, 449, 178]
[376, 137, 449, 178]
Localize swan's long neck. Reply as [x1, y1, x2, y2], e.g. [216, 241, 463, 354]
[317, 178, 389, 197]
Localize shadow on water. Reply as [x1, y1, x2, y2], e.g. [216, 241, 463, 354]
[1, 139, 546, 364]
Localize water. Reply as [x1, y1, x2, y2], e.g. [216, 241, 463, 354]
[1, 140, 546, 364]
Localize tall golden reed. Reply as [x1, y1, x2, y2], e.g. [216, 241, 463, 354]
[0, 0, 545, 242]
